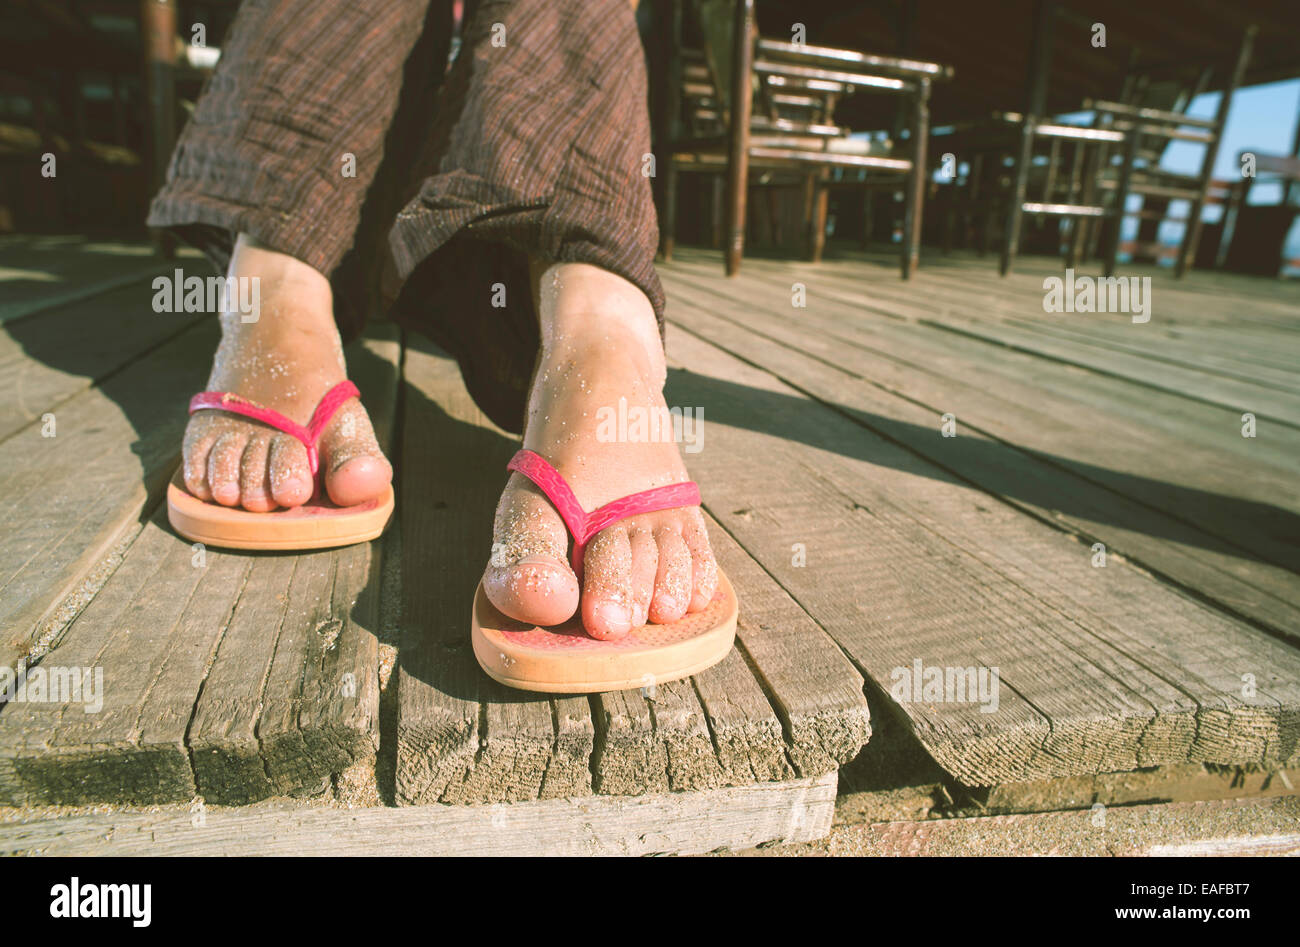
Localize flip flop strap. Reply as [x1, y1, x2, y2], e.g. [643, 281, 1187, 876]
[189, 380, 360, 478]
[506, 449, 702, 577]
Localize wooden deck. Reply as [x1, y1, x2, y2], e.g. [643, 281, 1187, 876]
[1, 235, 1297, 853]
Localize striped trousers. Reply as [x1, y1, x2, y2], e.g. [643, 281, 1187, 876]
[148, 0, 662, 433]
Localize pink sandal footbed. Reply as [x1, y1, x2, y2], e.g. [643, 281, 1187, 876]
[470, 448, 737, 694]
[166, 379, 394, 551]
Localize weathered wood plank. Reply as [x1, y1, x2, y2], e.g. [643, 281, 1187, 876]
[395, 338, 869, 801]
[0, 331, 396, 806]
[0, 320, 218, 674]
[658, 318, 1300, 784]
[0, 772, 837, 856]
[0, 236, 184, 324]
[665, 268, 1300, 619]
[668, 257, 1300, 476]
[661, 264, 1300, 634]
[806, 263, 1300, 394]
[590, 667, 731, 795]
[930, 316, 1300, 424]
[764, 244, 1299, 322]
[395, 337, 590, 805]
[0, 281, 205, 440]
[762, 794, 1300, 857]
[996, 317, 1300, 394]
[700, 512, 868, 778]
[0, 515, 247, 805]
[189, 330, 397, 803]
[590, 688, 670, 795]
[189, 554, 318, 803]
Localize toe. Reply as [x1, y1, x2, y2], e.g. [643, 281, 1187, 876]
[327, 454, 392, 507]
[182, 426, 216, 501]
[268, 433, 313, 508]
[648, 525, 691, 624]
[321, 402, 392, 507]
[627, 525, 658, 627]
[486, 552, 579, 627]
[581, 527, 635, 640]
[207, 432, 247, 507]
[682, 512, 719, 611]
[238, 433, 275, 512]
[482, 480, 579, 627]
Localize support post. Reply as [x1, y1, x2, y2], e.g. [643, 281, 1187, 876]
[724, 0, 755, 276]
[902, 77, 930, 279]
[141, 0, 178, 259]
[1000, 0, 1056, 276]
[657, 0, 683, 260]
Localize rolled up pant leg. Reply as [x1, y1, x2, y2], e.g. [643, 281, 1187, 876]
[146, 0, 437, 293]
[384, 0, 664, 433]
[150, 0, 662, 434]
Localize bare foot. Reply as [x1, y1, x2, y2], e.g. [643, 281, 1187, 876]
[482, 261, 718, 639]
[181, 234, 392, 511]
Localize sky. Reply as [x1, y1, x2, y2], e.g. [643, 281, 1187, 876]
[1134, 77, 1300, 261]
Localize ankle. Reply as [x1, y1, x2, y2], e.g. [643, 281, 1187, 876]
[532, 261, 661, 355]
[539, 324, 666, 393]
[229, 233, 332, 308]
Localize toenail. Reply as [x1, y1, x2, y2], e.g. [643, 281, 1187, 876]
[655, 595, 680, 616]
[515, 554, 558, 569]
[594, 603, 632, 634]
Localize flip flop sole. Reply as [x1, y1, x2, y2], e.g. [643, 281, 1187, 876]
[166, 469, 394, 551]
[471, 568, 738, 694]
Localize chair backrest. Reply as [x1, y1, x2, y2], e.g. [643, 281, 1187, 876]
[677, 0, 947, 140]
[1085, 100, 1221, 157]
[690, 0, 757, 120]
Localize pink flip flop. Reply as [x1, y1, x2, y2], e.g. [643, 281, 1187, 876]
[166, 379, 394, 551]
[471, 448, 738, 694]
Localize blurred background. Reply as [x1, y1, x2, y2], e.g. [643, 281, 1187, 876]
[0, 0, 1297, 277]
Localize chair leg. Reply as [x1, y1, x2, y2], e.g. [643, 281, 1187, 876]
[661, 162, 678, 261]
[862, 188, 874, 249]
[1000, 124, 1034, 276]
[1215, 178, 1247, 269]
[1103, 128, 1139, 278]
[802, 173, 817, 257]
[810, 172, 830, 263]
[1003, 0, 1055, 276]
[724, 0, 755, 276]
[710, 176, 725, 249]
[901, 78, 931, 279]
